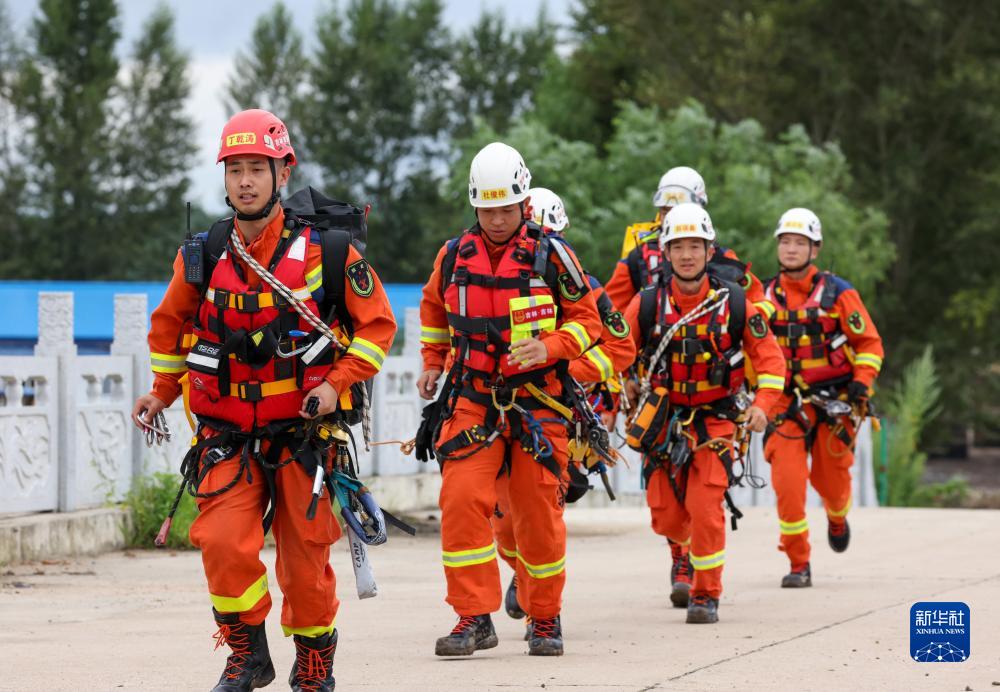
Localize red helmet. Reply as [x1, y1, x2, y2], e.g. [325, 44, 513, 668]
[217, 109, 296, 165]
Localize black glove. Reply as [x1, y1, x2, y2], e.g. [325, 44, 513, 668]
[846, 380, 869, 404]
[414, 400, 441, 463]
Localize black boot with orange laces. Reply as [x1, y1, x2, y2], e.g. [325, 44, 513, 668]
[211, 609, 275, 691]
[289, 630, 337, 691]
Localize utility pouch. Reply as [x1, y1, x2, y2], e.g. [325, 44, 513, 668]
[626, 386, 671, 454]
[509, 295, 557, 342]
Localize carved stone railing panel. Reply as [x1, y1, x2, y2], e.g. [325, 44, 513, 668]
[0, 356, 60, 513]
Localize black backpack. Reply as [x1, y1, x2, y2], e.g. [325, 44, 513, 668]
[200, 186, 368, 328]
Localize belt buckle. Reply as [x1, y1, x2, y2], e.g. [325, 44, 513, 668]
[236, 293, 260, 313]
[238, 381, 263, 402]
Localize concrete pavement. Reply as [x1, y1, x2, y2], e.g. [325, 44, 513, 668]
[2, 506, 998, 691]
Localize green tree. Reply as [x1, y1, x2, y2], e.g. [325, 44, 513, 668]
[449, 8, 556, 138]
[567, 0, 1000, 435]
[302, 0, 452, 279]
[0, 0, 27, 279]
[222, 2, 308, 127]
[110, 4, 194, 279]
[14, 0, 120, 278]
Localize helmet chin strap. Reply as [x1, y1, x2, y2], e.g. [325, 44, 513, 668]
[225, 158, 280, 222]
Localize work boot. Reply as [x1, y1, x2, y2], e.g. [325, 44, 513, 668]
[434, 614, 498, 656]
[523, 616, 532, 642]
[527, 615, 563, 656]
[210, 609, 275, 691]
[685, 595, 719, 624]
[505, 575, 526, 619]
[828, 519, 851, 553]
[669, 543, 693, 608]
[289, 629, 337, 691]
[781, 562, 813, 588]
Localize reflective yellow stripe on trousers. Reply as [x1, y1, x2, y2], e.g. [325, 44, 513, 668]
[442, 543, 497, 568]
[210, 573, 269, 613]
[689, 549, 725, 571]
[517, 552, 566, 579]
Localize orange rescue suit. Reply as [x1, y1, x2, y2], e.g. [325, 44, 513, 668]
[625, 276, 786, 599]
[420, 223, 603, 619]
[145, 208, 396, 636]
[761, 265, 883, 568]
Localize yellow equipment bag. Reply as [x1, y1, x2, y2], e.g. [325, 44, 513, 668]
[626, 386, 671, 454]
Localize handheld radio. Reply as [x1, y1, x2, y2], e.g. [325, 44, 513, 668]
[182, 202, 205, 284]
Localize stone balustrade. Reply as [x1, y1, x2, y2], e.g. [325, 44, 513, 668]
[0, 293, 876, 516]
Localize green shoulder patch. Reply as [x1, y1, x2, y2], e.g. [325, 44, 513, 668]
[347, 259, 374, 297]
[558, 273, 583, 302]
[748, 313, 768, 339]
[847, 310, 866, 334]
[605, 310, 630, 338]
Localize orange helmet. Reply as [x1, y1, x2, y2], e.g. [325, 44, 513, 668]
[217, 109, 296, 165]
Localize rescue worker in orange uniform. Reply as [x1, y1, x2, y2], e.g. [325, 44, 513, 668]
[416, 144, 604, 657]
[623, 203, 786, 624]
[606, 168, 768, 607]
[605, 166, 767, 313]
[131, 109, 396, 691]
[761, 208, 884, 588]
[491, 187, 636, 625]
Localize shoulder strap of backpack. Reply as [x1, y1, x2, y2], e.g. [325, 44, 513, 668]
[722, 279, 747, 347]
[320, 228, 353, 328]
[439, 236, 462, 295]
[199, 217, 235, 297]
[638, 286, 659, 345]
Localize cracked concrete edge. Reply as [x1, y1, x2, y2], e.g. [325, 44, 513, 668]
[0, 507, 132, 566]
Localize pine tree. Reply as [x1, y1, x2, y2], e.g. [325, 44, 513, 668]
[110, 4, 194, 279]
[222, 2, 307, 126]
[0, 0, 27, 279]
[15, 0, 120, 278]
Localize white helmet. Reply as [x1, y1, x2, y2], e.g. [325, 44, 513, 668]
[652, 166, 708, 208]
[660, 202, 716, 245]
[528, 187, 569, 231]
[468, 142, 532, 208]
[774, 207, 822, 242]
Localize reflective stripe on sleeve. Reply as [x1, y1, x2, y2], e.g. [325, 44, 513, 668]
[346, 337, 386, 370]
[756, 373, 785, 391]
[854, 353, 883, 372]
[420, 325, 450, 344]
[151, 352, 188, 374]
[559, 321, 592, 354]
[584, 345, 614, 382]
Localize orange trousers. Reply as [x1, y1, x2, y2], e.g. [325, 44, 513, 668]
[188, 430, 341, 637]
[438, 398, 568, 619]
[493, 474, 519, 573]
[644, 417, 734, 599]
[763, 398, 854, 566]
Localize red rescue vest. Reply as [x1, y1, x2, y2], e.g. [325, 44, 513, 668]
[186, 225, 340, 431]
[763, 272, 852, 389]
[442, 224, 571, 383]
[639, 277, 746, 408]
